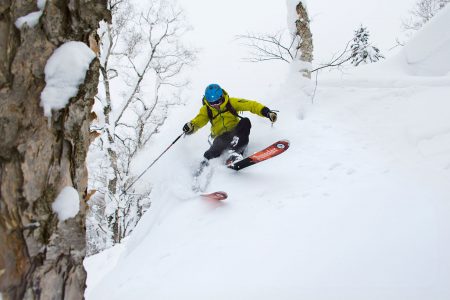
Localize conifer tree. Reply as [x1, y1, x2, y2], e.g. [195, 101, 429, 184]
[350, 25, 384, 66]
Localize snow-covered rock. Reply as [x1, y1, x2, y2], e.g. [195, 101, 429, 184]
[52, 186, 80, 221]
[40, 41, 96, 118]
[15, 0, 47, 29]
[15, 11, 43, 28]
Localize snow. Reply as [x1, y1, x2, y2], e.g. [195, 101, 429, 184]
[14, 0, 47, 29]
[15, 11, 43, 28]
[37, 0, 46, 10]
[402, 5, 450, 76]
[286, 0, 298, 34]
[86, 78, 450, 299]
[85, 2, 450, 300]
[52, 186, 80, 221]
[84, 243, 126, 296]
[40, 42, 96, 118]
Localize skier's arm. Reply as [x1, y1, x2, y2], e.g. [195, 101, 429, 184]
[230, 98, 266, 116]
[231, 98, 277, 122]
[189, 105, 210, 133]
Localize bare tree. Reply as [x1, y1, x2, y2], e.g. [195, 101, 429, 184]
[87, 0, 195, 254]
[237, 31, 354, 75]
[311, 39, 354, 73]
[403, 0, 449, 33]
[237, 1, 313, 78]
[236, 31, 298, 63]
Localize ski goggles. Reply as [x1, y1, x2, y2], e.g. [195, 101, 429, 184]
[208, 96, 224, 107]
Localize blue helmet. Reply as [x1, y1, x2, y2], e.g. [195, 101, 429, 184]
[204, 84, 223, 103]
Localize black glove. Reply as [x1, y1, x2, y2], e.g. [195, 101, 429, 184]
[183, 122, 194, 134]
[261, 107, 278, 123]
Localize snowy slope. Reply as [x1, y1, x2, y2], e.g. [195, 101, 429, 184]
[85, 81, 450, 300]
[402, 4, 450, 76]
[85, 6, 450, 300]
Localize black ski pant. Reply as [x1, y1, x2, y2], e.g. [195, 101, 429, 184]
[204, 118, 251, 160]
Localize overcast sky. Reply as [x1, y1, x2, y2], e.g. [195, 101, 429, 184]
[180, 0, 418, 104]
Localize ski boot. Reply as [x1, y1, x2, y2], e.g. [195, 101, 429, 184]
[225, 151, 243, 166]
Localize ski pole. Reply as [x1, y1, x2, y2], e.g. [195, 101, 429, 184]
[121, 132, 185, 196]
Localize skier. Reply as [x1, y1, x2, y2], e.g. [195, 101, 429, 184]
[182, 83, 278, 165]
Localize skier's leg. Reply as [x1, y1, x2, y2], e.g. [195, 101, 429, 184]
[230, 117, 251, 154]
[203, 132, 233, 160]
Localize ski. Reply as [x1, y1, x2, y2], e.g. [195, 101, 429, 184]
[200, 191, 228, 201]
[227, 140, 290, 171]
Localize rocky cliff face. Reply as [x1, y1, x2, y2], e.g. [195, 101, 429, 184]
[0, 1, 110, 299]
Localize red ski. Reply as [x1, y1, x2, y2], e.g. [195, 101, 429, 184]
[200, 191, 228, 201]
[228, 140, 290, 171]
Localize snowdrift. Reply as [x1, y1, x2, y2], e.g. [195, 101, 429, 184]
[402, 5, 450, 76]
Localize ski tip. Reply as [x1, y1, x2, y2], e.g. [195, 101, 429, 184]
[200, 191, 228, 201]
[277, 140, 290, 149]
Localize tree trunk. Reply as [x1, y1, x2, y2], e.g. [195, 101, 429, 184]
[0, 1, 110, 299]
[295, 2, 313, 78]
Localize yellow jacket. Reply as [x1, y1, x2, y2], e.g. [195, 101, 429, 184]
[190, 90, 266, 137]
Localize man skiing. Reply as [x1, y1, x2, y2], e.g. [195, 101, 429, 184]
[182, 83, 278, 165]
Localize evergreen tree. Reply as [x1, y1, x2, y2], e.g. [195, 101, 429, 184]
[350, 25, 384, 66]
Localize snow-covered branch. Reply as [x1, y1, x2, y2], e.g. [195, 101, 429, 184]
[87, 0, 195, 254]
